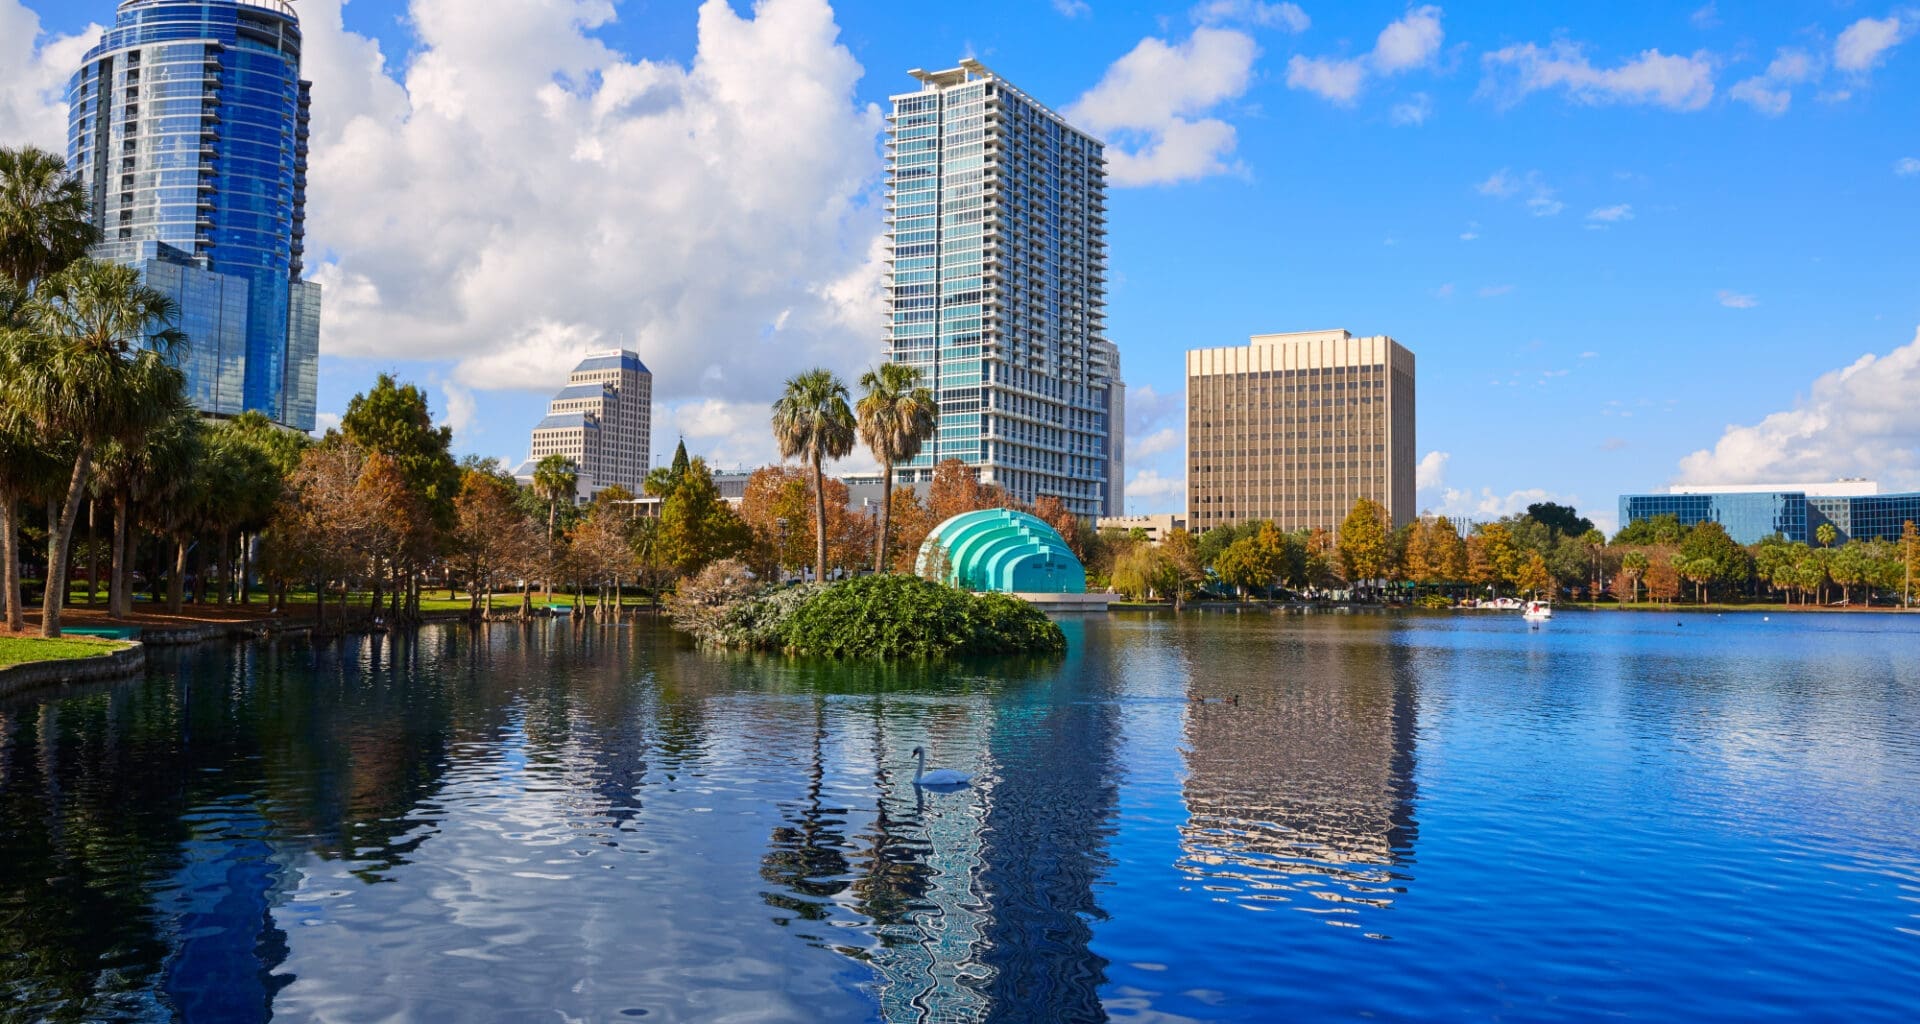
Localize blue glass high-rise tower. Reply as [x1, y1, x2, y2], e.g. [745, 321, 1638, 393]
[66, 0, 319, 431]
[885, 60, 1119, 518]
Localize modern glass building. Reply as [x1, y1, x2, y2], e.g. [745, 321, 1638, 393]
[884, 60, 1119, 518]
[67, 0, 319, 431]
[1619, 484, 1920, 544]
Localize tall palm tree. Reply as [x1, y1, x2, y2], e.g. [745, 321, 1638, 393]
[856, 363, 936, 573]
[2, 259, 185, 637]
[0, 146, 97, 291]
[772, 369, 855, 583]
[533, 454, 579, 544]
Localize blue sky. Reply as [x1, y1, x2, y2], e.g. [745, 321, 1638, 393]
[6, 0, 1918, 530]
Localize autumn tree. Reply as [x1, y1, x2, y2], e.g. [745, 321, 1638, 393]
[1032, 495, 1084, 560]
[1338, 497, 1392, 594]
[738, 464, 871, 579]
[1160, 528, 1205, 610]
[1644, 553, 1682, 604]
[450, 468, 540, 613]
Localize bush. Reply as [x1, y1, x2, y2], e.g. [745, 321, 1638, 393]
[1418, 593, 1452, 610]
[779, 574, 1066, 659]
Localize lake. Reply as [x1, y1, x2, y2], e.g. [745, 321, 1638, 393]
[2, 610, 1917, 1021]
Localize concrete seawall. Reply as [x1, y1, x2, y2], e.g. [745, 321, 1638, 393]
[0, 643, 148, 700]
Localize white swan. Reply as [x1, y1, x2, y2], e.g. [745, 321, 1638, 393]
[911, 746, 970, 787]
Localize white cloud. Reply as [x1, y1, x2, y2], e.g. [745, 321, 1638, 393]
[1478, 284, 1515, 298]
[1126, 469, 1187, 507]
[1691, 4, 1720, 30]
[1835, 15, 1909, 73]
[1480, 42, 1715, 111]
[313, 412, 343, 437]
[1191, 0, 1309, 32]
[439, 379, 478, 442]
[1129, 427, 1182, 460]
[1053, 0, 1092, 19]
[1675, 327, 1920, 490]
[1730, 47, 1821, 115]
[1899, 158, 1920, 177]
[1478, 168, 1565, 217]
[299, 0, 888, 423]
[1717, 290, 1759, 309]
[1372, 6, 1446, 74]
[1286, 6, 1445, 106]
[1416, 450, 1450, 492]
[1432, 486, 1581, 524]
[1286, 55, 1367, 104]
[1069, 27, 1259, 186]
[1126, 383, 1183, 437]
[0, 1, 103, 150]
[1586, 203, 1634, 223]
[1390, 92, 1434, 126]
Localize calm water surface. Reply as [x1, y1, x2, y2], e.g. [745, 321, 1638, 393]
[2, 611, 1918, 1021]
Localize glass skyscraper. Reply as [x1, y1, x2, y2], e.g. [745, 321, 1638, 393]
[1619, 483, 1920, 544]
[67, 0, 319, 431]
[885, 60, 1119, 518]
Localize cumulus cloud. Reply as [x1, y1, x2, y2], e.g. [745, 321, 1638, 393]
[1287, 6, 1445, 106]
[298, 0, 887, 428]
[1480, 42, 1715, 111]
[1416, 450, 1450, 492]
[1834, 15, 1909, 73]
[0, 1, 103, 150]
[1417, 450, 1588, 525]
[1730, 47, 1821, 115]
[1127, 469, 1187, 508]
[1191, 0, 1309, 32]
[1129, 427, 1182, 461]
[1675, 327, 1920, 490]
[1717, 290, 1758, 309]
[1390, 92, 1434, 126]
[1069, 27, 1259, 186]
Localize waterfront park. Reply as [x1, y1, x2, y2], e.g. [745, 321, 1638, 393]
[6, 125, 1920, 1023]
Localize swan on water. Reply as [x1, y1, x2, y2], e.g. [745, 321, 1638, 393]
[911, 746, 970, 787]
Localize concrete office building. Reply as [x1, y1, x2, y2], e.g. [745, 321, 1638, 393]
[68, 0, 320, 430]
[884, 59, 1119, 518]
[1619, 480, 1920, 545]
[1187, 330, 1416, 534]
[514, 350, 652, 501]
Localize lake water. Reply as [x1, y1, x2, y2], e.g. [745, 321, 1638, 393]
[2, 611, 1918, 1022]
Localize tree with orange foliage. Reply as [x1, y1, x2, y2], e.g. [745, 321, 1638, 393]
[1031, 494, 1084, 560]
[739, 464, 873, 580]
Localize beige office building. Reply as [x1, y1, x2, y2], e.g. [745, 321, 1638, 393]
[1187, 330, 1415, 534]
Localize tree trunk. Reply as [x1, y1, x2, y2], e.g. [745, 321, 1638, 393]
[876, 459, 894, 573]
[86, 500, 99, 607]
[110, 491, 131, 619]
[1, 498, 21, 634]
[812, 452, 829, 584]
[41, 445, 96, 638]
[239, 533, 252, 607]
[169, 536, 188, 614]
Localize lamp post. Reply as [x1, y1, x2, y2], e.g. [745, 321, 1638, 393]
[776, 517, 789, 584]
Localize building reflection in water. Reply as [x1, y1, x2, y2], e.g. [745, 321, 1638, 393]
[1178, 624, 1420, 933]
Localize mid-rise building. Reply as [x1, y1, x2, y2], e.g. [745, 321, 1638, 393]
[514, 350, 652, 500]
[1619, 480, 1920, 545]
[67, 0, 319, 431]
[1187, 330, 1416, 535]
[1096, 513, 1185, 544]
[884, 59, 1118, 519]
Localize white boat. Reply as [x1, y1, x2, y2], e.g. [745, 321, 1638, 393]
[1522, 600, 1553, 621]
[1479, 597, 1524, 611]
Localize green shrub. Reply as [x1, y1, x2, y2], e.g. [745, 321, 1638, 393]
[779, 575, 1066, 659]
[1418, 593, 1452, 610]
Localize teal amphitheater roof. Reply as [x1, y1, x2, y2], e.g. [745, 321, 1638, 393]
[915, 509, 1087, 595]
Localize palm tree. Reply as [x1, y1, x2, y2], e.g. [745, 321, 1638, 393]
[532, 454, 578, 604]
[772, 369, 855, 583]
[856, 363, 936, 573]
[1582, 528, 1607, 600]
[0, 146, 97, 291]
[1, 259, 185, 636]
[1815, 522, 1838, 549]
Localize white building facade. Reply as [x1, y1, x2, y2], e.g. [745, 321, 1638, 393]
[884, 59, 1119, 518]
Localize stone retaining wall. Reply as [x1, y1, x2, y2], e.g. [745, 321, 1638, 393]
[0, 644, 147, 700]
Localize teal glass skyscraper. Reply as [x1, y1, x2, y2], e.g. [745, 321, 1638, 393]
[886, 60, 1119, 517]
[67, 0, 319, 431]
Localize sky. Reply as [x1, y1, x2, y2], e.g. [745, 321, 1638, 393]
[3, 0, 1918, 533]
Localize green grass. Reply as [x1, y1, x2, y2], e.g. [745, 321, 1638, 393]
[0, 635, 130, 669]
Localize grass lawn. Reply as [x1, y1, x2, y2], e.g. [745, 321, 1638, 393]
[0, 635, 130, 669]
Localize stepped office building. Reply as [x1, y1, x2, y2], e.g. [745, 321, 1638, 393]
[884, 59, 1120, 518]
[1188, 330, 1417, 534]
[67, 0, 320, 431]
[514, 350, 652, 501]
[1618, 481, 1920, 545]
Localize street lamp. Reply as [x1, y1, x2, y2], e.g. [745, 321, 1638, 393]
[776, 517, 789, 584]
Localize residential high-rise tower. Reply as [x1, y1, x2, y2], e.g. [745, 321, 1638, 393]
[1187, 330, 1416, 534]
[884, 60, 1117, 518]
[67, 0, 319, 431]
